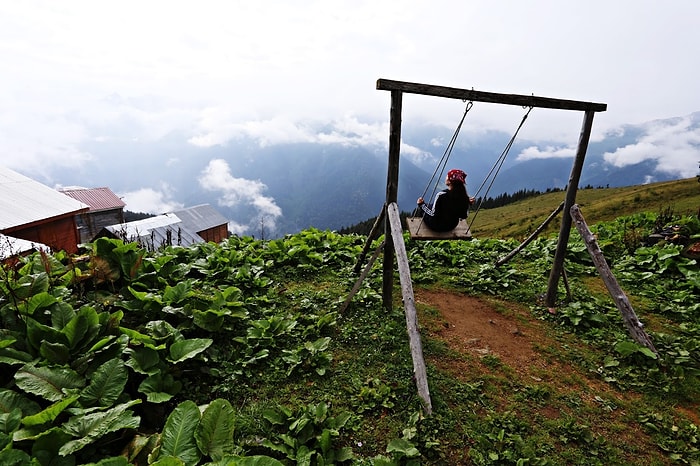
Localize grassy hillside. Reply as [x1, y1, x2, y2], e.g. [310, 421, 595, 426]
[470, 177, 700, 240]
[1, 184, 699, 464]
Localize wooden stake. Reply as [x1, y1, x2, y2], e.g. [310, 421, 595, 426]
[354, 205, 385, 274]
[387, 202, 433, 414]
[339, 240, 385, 314]
[495, 201, 564, 266]
[570, 204, 658, 355]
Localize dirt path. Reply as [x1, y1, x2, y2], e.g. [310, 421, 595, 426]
[415, 289, 547, 373]
[413, 289, 627, 402]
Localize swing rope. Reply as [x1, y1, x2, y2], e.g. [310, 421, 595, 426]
[412, 100, 473, 220]
[468, 105, 534, 229]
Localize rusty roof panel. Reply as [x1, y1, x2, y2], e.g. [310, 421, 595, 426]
[60, 187, 126, 212]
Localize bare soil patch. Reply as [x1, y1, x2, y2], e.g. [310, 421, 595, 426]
[415, 289, 561, 381]
[413, 288, 663, 463]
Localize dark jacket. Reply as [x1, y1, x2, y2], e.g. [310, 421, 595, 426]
[419, 189, 470, 232]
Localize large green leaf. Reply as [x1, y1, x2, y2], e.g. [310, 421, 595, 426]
[87, 456, 130, 466]
[0, 347, 33, 366]
[39, 341, 70, 365]
[208, 456, 285, 466]
[80, 358, 127, 407]
[27, 426, 73, 464]
[125, 346, 161, 375]
[163, 281, 193, 304]
[119, 327, 164, 350]
[25, 317, 67, 353]
[138, 373, 182, 403]
[127, 286, 162, 305]
[195, 399, 236, 461]
[0, 448, 31, 465]
[50, 301, 76, 329]
[0, 408, 22, 434]
[150, 456, 186, 466]
[22, 394, 79, 426]
[168, 338, 212, 364]
[0, 337, 16, 349]
[146, 320, 180, 342]
[23, 292, 58, 316]
[62, 306, 95, 350]
[160, 400, 201, 466]
[0, 388, 40, 416]
[59, 400, 141, 456]
[192, 309, 225, 332]
[12, 273, 49, 301]
[15, 364, 85, 402]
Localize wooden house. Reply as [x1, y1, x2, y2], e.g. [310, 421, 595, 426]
[172, 204, 229, 243]
[60, 187, 126, 244]
[98, 204, 229, 251]
[0, 167, 88, 254]
[99, 213, 205, 251]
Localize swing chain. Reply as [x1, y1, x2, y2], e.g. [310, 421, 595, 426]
[468, 105, 534, 227]
[414, 100, 474, 218]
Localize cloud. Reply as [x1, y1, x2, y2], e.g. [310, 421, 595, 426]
[3, 1, 700, 187]
[603, 116, 700, 178]
[118, 185, 184, 214]
[198, 159, 282, 235]
[227, 220, 250, 237]
[516, 145, 577, 161]
[189, 113, 390, 149]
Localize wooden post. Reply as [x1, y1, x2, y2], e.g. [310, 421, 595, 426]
[387, 202, 433, 414]
[570, 205, 658, 355]
[495, 201, 564, 266]
[383, 90, 402, 311]
[354, 205, 385, 274]
[545, 110, 596, 307]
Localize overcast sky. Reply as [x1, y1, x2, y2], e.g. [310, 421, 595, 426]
[1, 1, 699, 215]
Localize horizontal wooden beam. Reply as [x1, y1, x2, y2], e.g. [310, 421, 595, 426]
[377, 79, 607, 112]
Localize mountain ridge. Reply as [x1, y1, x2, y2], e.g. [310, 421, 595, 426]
[39, 112, 700, 237]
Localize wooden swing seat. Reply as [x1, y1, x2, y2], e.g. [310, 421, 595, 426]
[406, 217, 472, 240]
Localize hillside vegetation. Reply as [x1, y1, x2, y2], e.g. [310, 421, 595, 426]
[470, 177, 700, 240]
[0, 177, 698, 465]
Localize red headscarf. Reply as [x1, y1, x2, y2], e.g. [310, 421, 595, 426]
[447, 169, 467, 184]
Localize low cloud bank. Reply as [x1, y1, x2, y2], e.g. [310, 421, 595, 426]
[198, 159, 282, 236]
[603, 115, 700, 178]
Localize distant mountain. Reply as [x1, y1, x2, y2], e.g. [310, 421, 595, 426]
[44, 113, 698, 238]
[192, 144, 430, 236]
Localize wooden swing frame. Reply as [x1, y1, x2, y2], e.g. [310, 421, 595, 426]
[374, 78, 606, 310]
[348, 79, 606, 414]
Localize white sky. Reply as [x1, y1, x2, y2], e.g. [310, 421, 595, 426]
[1, 0, 699, 214]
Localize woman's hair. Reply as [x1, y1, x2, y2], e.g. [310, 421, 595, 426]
[446, 180, 469, 214]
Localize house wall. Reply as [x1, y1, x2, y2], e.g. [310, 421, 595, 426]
[197, 224, 229, 243]
[4, 215, 81, 254]
[77, 209, 125, 243]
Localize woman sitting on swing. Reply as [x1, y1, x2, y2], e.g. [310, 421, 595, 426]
[416, 168, 474, 232]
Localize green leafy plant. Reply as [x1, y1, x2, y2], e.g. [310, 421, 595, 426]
[261, 401, 354, 464]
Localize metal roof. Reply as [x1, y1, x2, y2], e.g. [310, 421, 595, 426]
[172, 204, 228, 232]
[103, 213, 204, 248]
[0, 166, 88, 230]
[0, 233, 50, 259]
[60, 187, 126, 212]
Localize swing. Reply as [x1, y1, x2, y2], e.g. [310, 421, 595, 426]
[408, 103, 533, 240]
